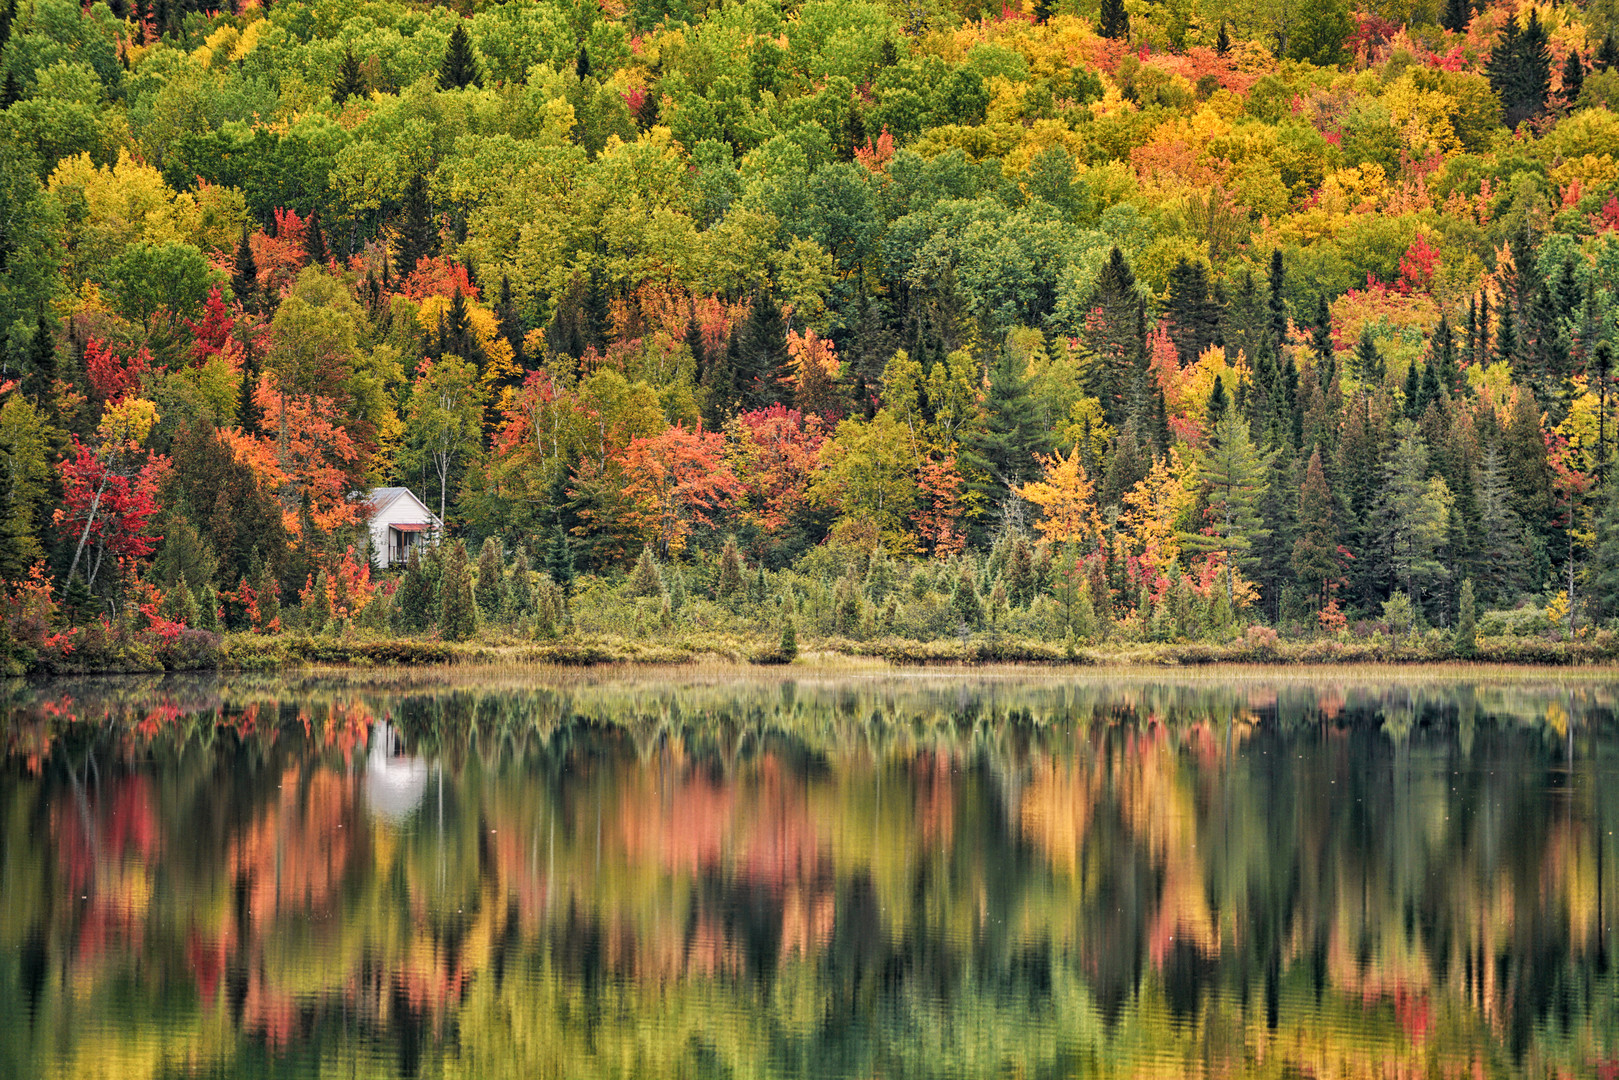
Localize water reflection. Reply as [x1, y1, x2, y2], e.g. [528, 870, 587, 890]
[1, 668, 1617, 1079]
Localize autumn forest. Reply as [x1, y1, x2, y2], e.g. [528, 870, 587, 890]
[4, 0, 1619, 668]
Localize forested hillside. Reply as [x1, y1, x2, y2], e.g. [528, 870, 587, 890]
[2, 0, 1618, 666]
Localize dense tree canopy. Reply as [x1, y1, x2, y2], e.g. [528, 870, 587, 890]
[4, 0, 1619, 657]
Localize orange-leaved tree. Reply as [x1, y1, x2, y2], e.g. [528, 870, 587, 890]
[620, 423, 742, 559]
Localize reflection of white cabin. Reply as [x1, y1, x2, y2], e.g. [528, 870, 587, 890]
[366, 487, 442, 569]
[365, 721, 428, 824]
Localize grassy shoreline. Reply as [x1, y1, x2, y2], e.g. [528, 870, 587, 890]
[30, 629, 1610, 676]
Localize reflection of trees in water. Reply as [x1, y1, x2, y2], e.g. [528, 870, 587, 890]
[0, 673, 1617, 1077]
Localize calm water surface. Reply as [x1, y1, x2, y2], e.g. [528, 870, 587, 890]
[2, 667, 1617, 1079]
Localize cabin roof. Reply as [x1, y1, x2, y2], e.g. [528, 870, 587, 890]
[365, 487, 441, 525]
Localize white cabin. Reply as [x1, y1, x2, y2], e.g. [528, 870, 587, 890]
[365, 487, 442, 569]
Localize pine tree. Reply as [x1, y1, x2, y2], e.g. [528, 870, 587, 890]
[1591, 476, 1619, 617]
[438, 541, 477, 640]
[1097, 0, 1128, 39]
[474, 537, 505, 622]
[394, 171, 438, 280]
[231, 225, 258, 313]
[438, 23, 482, 90]
[1086, 247, 1145, 423]
[1562, 49, 1585, 107]
[333, 48, 365, 105]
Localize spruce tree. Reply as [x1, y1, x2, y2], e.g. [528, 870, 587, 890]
[1562, 49, 1585, 107]
[1489, 9, 1551, 126]
[1590, 476, 1619, 617]
[231, 225, 258, 313]
[629, 546, 663, 597]
[1165, 257, 1221, 364]
[438, 541, 477, 640]
[21, 314, 55, 403]
[1267, 248, 1288, 347]
[1454, 578, 1477, 655]
[951, 564, 983, 629]
[302, 211, 328, 266]
[438, 23, 482, 90]
[394, 172, 438, 280]
[496, 274, 525, 367]
[1431, 313, 1459, 392]
[1097, 0, 1128, 39]
[474, 537, 505, 622]
[545, 525, 575, 596]
[333, 48, 365, 104]
[1, 70, 20, 109]
[778, 615, 798, 660]
[396, 545, 436, 631]
[1353, 328, 1383, 385]
[506, 547, 533, 618]
[1599, 33, 1619, 72]
[1216, 20, 1231, 55]
[714, 537, 745, 601]
[1441, 0, 1469, 34]
[967, 351, 1050, 510]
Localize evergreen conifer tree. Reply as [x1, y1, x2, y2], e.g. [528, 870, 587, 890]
[629, 546, 663, 597]
[545, 525, 576, 596]
[1562, 49, 1585, 106]
[438, 23, 482, 90]
[1098, 0, 1128, 39]
[778, 615, 798, 660]
[1599, 33, 1619, 72]
[305, 569, 333, 633]
[1441, 0, 1469, 34]
[475, 537, 505, 622]
[1454, 577, 1477, 654]
[967, 351, 1050, 510]
[1216, 20, 1231, 54]
[302, 211, 328, 266]
[438, 541, 477, 640]
[1165, 257, 1221, 364]
[396, 545, 436, 631]
[1353, 328, 1383, 384]
[715, 536, 745, 601]
[506, 547, 533, 618]
[333, 48, 365, 104]
[231, 225, 258, 313]
[394, 172, 438, 280]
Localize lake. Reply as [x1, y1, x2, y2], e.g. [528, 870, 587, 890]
[1, 665, 1616, 1079]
